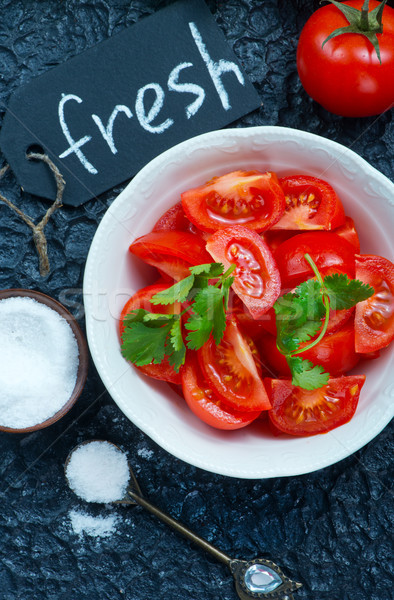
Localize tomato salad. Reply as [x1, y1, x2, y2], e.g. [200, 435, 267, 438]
[120, 170, 394, 436]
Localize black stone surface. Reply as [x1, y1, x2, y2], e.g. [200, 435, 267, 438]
[0, 2, 393, 599]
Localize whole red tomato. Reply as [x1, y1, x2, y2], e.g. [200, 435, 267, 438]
[297, 0, 394, 117]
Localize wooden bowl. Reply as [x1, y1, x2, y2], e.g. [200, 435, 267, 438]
[0, 289, 89, 433]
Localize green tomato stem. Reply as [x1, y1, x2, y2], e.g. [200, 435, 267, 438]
[361, 0, 370, 30]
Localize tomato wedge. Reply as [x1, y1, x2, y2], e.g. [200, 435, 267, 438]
[272, 175, 345, 231]
[197, 319, 271, 412]
[259, 321, 360, 378]
[129, 230, 212, 281]
[181, 170, 285, 232]
[182, 353, 261, 429]
[273, 231, 356, 288]
[355, 254, 394, 353]
[262, 229, 297, 252]
[333, 216, 360, 253]
[120, 282, 181, 384]
[206, 225, 281, 319]
[265, 375, 366, 436]
[226, 291, 271, 340]
[152, 201, 210, 240]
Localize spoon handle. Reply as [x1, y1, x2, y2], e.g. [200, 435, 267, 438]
[127, 489, 232, 566]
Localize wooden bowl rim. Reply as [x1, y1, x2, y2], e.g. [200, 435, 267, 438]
[0, 288, 89, 433]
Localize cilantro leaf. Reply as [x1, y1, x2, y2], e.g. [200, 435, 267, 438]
[121, 320, 172, 366]
[166, 319, 186, 372]
[184, 313, 213, 350]
[294, 279, 325, 322]
[122, 309, 149, 325]
[167, 345, 186, 372]
[190, 263, 224, 277]
[120, 261, 235, 369]
[273, 254, 377, 392]
[277, 332, 299, 354]
[151, 275, 195, 305]
[275, 281, 324, 332]
[142, 312, 176, 323]
[184, 286, 227, 348]
[287, 355, 329, 390]
[221, 275, 234, 311]
[275, 284, 324, 354]
[323, 272, 374, 310]
[169, 318, 184, 352]
[193, 286, 226, 344]
[293, 319, 322, 345]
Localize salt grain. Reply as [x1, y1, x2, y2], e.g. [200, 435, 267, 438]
[0, 296, 79, 428]
[65, 441, 130, 503]
[69, 509, 118, 538]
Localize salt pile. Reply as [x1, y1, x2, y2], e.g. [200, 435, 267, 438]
[65, 440, 130, 503]
[69, 509, 118, 538]
[0, 296, 79, 428]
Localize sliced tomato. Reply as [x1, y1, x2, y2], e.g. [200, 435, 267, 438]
[181, 353, 261, 429]
[259, 321, 360, 377]
[120, 282, 181, 384]
[333, 216, 360, 253]
[181, 170, 285, 233]
[226, 291, 271, 340]
[152, 201, 210, 240]
[198, 319, 271, 412]
[206, 225, 281, 319]
[129, 231, 212, 281]
[265, 376, 365, 436]
[273, 231, 356, 288]
[272, 175, 345, 231]
[262, 229, 297, 252]
[355, 254, 394, 353]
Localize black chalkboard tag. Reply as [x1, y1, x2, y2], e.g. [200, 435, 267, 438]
[0, 0, 261, 206]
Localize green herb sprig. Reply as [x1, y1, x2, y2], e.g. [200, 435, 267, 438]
[121, 263, 235, 372]
[274, 253, 374, 390]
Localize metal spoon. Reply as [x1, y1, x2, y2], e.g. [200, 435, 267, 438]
[65, 441, 302, 600]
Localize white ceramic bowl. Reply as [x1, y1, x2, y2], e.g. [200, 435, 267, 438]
[83, 126, 394, 479]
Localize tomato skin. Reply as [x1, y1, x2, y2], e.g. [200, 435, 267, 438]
[333, 216, 360, 253]
[273, 231, 356, 288]
[355, 254, 394, 353]
[297, 0, 394, 117]
[152, 202, 210, 241]
[120, 283, 181, 384]
[259, 321, 360, 378]
[265, 375, 366, 436]
[181, 170, 285, 233]
[262, 229, 297, 253]
[181, 353, 261, 430]
[198, 319, 272, 412]
[129, 230, 212, 281]
[226, 291, 272, 340]
[206, 225, 281, 319]
[272, 175, 345, 231]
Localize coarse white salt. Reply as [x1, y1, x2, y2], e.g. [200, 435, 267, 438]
[0, 296, 79, 429]
[69, 509, 118, 538]
[65, 440, 130, 503]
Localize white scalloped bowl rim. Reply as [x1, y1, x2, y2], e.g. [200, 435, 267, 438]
[83, 126, 394, 479]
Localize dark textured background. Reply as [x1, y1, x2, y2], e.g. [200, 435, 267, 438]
[0, 1, 393, 599]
